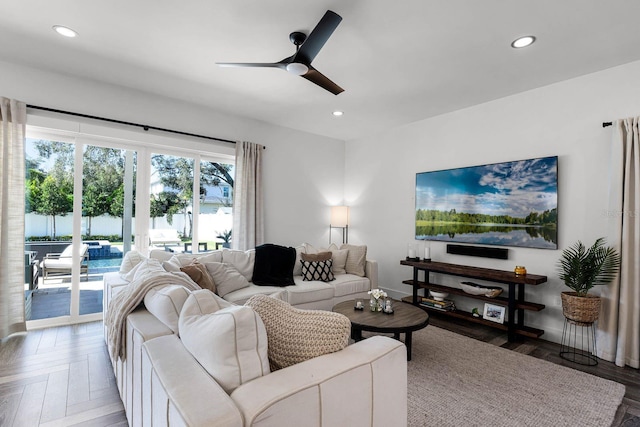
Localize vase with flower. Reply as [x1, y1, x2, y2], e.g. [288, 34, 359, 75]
[368, 288, 388, 312]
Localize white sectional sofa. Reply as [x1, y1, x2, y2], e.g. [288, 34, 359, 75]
[103, 245, 407, 427]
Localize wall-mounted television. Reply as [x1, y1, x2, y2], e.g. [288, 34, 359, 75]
[415, 156, 558, 249]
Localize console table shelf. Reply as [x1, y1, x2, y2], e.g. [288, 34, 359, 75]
[400, 260, 547, 341]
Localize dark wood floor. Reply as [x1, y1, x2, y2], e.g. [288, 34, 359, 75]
[1, 316, 639, 426]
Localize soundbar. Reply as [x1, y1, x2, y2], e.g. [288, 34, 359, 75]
[446, 244, 508, 260]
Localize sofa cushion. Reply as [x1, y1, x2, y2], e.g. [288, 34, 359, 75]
[288, 278, 334, 305]
[245, 294, 350, 370]
[143, 284, 192, 334]
[341, 244, 367, 277]
[204, 262, 250, 297]
[119, 250, 146, 275]
[221, 249, 255, 281]
[223, 284, 286, 306]
[331, 274, 372, 297]
[252, 244, 296, 287]
[179, 290, 270, 394]
[301, 259, 335, 282]
[180, 261, 216, 293]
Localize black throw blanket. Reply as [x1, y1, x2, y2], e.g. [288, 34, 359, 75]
[252, 243, 296, 286]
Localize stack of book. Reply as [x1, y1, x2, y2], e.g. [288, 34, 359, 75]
[420, 297, 455, 311]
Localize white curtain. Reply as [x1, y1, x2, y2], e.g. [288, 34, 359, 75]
[0, 97, 27, 338]
[232, 141, 264, 251]
[598, 116, 640, 368]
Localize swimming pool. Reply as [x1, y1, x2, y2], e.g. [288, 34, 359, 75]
[88, 257, 122, 273]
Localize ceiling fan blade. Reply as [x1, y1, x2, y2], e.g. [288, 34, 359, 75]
[293, 10, 342, 65]
[216, 62, 286, 69]
[302, 67, 344, 95]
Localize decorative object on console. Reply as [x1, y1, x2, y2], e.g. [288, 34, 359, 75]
[429, 290, 449, 301]
[415, 156, 558, 249]
[514, 265, 527, 276]
[406, 242, 420, 262]
[483, 303, 506, 324]
[557, 237, 621, 324]
[330, 205, 349, 244]
[460, 281, 503, 298]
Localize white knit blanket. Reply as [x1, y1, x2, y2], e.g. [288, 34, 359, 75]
[105, 270, 201, 360]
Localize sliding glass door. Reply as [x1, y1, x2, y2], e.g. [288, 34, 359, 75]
[25, 135, 138, 325]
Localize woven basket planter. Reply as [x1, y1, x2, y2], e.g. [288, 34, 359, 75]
[561, 292, 602, 324]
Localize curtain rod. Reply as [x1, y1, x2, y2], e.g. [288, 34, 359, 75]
[26, 104, 236, 144]
[603, 122, 613, 128]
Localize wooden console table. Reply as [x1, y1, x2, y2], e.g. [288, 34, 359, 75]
[400, 260, 547, 341]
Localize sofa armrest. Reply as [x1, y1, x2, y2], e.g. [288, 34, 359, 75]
[365, 259, 378, 289]
[231, 336, 406, 427]
[142, 335, 243, 427]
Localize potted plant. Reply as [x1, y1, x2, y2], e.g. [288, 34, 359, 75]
[557, 237, 621, 323]
[216, 229, 232, 248]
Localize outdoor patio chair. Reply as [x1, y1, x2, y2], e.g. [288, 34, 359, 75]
[40, 243, 89, 282]
[149, 229, 182, 248]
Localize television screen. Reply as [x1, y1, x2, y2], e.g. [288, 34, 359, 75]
[415, 156, 558, 249]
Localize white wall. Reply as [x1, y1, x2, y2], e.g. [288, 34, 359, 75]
[0, 60, 345, 248]
[345, 60, 640, 343]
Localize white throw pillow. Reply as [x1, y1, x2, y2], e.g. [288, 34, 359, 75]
[330, 248, 349, 275]
[204, 262, 250, 297]
[119, 250, 146, 275]
[144, 284, 191, 334]
[221, 249, 255, 281]
[179, 290, 269, 393]
[293, 245, 305, 276]
[341, 244, 367, 277]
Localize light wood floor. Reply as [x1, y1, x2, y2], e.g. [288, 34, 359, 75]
[0, 321, 126, 427]
[1, 317, 639, 426]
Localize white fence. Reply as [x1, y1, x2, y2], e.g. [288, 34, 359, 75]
[26, 211, 232, 241]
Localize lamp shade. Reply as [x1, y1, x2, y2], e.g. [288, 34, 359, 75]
[330, 206, 349, 228]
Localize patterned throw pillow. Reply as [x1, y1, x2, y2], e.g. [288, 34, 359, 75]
[300, 259, 335, 282]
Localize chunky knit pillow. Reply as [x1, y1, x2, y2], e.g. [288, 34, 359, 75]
[245, 294, 350, 370]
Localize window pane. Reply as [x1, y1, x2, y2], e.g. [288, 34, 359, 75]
[199, 159, 234, 250]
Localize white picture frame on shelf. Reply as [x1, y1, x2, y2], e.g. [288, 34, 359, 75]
[483, 303, 506, 324]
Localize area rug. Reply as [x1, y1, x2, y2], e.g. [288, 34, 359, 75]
[406, 327, 625, 427]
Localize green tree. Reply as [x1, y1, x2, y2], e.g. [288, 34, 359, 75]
[37, 174, 73, 238]
[82, 146, 126, 236]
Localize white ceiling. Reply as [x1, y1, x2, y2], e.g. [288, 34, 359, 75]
[2, 0, 640, 141]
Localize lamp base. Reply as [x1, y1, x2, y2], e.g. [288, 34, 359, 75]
[405, 257, 420, 262]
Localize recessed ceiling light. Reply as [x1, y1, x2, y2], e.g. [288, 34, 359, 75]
[511, 35, 535, 48]
[332, 111, 344, 117]
[53, 25, 78, 38]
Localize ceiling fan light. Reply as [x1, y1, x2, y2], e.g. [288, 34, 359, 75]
[53, 25, 78, 38]
[286, 63, 309, 75]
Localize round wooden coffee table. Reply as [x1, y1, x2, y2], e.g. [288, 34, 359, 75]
[333, 300, 429, 361]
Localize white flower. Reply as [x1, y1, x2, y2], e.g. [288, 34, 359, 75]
[368, 288, 388, 300]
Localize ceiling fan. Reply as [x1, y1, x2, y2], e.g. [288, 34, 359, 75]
[217, 10, 344, 95]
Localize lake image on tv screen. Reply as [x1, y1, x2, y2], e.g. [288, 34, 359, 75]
[415, 156, 558, 249]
